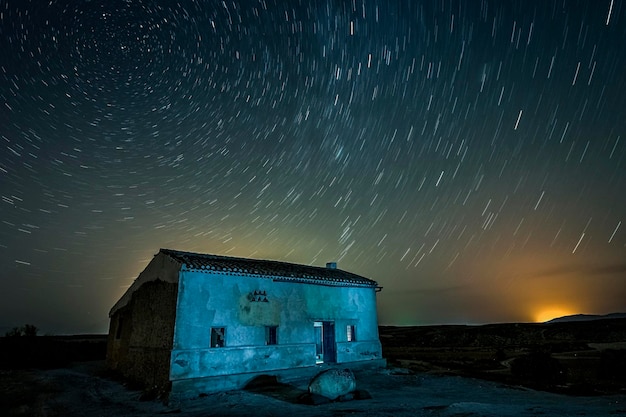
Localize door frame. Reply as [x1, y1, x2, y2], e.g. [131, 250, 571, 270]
[313, 320, 336, 363]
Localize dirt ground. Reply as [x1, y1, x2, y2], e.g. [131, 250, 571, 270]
[2, 361, 625, 417]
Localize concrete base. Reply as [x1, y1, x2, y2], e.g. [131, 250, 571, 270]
[169, 358, 386, 401]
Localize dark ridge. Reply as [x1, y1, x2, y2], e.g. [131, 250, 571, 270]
[547, 313, 626, 323]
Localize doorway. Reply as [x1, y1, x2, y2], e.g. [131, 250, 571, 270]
[314, 321, 336, 364]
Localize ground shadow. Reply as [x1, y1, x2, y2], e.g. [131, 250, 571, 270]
[243, 375, 307, 404]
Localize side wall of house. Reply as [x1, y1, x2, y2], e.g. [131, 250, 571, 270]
[106, 254, 180, 389]
[169, 271, 382, 393]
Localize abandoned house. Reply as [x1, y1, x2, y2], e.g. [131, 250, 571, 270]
[107, 248, 385, 396]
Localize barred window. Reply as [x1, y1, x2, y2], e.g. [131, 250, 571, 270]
[346, 325, 356, 342]
[211, 327, 226, 347]
[266, 326, 278, 345]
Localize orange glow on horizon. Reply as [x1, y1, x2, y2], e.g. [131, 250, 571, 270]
[533, 307, 577, 323]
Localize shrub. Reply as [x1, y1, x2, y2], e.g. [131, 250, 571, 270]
[598, 349, 626, 382]
[510, 351, 566, 384]
[4, 324, 38, 337]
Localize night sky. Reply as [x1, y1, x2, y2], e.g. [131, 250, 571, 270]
[1, 0, 625, 334]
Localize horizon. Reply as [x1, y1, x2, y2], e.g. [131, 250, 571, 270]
[0, 311, 626, 337]
[1, 1, 625, 334]
[4, 311, 626, 337]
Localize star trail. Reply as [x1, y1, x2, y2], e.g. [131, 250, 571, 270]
[1, 0, 625, 333]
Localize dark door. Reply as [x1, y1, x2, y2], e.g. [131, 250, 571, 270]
[322, 321, 336, 363]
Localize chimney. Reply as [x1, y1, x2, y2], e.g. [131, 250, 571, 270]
[326, 262, 337, 269]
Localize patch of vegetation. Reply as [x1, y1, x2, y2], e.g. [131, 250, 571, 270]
[4, 324, 38, 337]
[510, 351, 567, 385]
[0, 332, 107, 370]
[598, 349, 626, 382]
[380, 321, 626, 395]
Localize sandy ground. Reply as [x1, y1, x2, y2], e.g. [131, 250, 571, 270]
[3, 361, 626, 417]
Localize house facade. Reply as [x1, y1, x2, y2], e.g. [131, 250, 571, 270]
[107, 249, 384, 396]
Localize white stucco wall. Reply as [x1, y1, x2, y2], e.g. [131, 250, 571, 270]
[170, 270, 382, 381]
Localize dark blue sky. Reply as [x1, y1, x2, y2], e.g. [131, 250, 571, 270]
[1, 0, 625, 334]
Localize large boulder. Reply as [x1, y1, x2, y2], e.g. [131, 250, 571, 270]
[308, 368, 356, 400]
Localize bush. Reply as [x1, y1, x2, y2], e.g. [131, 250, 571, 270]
[510, 351, 566, 384]
[4, 324, 38, 337]
[0, 336, 107, 370]
[598, 349, 626, 382]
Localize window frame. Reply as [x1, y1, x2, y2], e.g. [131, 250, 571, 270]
[210, 327, 226, 348]
[346, 324, 356, 342]
[266, 325, 278, 345]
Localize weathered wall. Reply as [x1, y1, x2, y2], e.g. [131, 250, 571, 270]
[108, 251, 181, 388]
[107, 277, 178, 389]
[170, 271, 382, 383]
[106, 307, 131, 371]
[170, 344, 314, 380]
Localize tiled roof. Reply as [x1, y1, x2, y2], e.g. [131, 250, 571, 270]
[160, 248, 378, 288]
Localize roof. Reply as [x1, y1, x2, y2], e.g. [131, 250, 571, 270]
[160, 248, 379, 288]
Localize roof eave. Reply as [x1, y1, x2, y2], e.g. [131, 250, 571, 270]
[180, 265, 378, 288]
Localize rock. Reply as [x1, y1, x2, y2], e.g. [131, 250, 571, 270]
[308, 368, 356, 400]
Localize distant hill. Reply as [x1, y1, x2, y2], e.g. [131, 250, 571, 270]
[546, 312, 626, 323]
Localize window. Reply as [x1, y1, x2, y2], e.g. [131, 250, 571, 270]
[210, 327, 226, 347]
[346, 325, 356, 342]
[266, 326, 278, 345]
